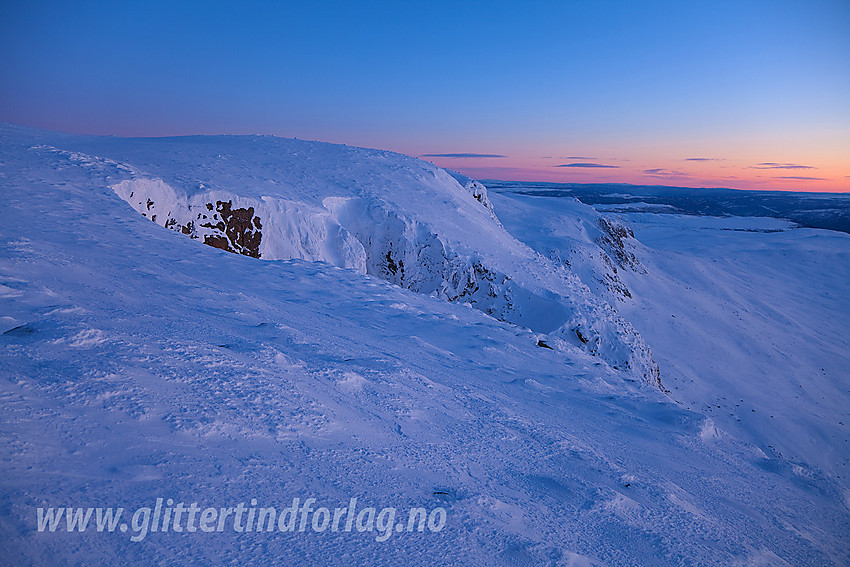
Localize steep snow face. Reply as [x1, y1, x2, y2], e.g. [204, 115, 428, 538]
[445, 169, 500, 221]
[27, 130, 658, 384]
[488, 191, 644, 305]
[111, 178, 367, 268]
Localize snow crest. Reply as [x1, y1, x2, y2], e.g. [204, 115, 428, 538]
[108, 143, 659, 386]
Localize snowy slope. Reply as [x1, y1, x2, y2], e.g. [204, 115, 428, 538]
[490, 188, 850, 489]
[2, 124, 850, 565]
[618, 213, 850, 483]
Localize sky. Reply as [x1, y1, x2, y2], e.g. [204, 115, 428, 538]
[1, 0, 848, 192]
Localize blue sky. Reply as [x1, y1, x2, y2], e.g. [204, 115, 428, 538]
[1, 0, 848, 190]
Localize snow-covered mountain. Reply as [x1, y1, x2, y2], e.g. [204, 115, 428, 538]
[21, 125, 660, 384]
[2, 123, 849, 565]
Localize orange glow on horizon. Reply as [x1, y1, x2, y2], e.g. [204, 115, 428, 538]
[422, 155, 850, 193]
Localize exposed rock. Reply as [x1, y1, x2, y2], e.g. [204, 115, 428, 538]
[200, 201, 262, 258]
[596, 217, 643, 272]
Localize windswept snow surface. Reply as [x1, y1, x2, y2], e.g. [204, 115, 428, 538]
[1, 124, 849, 565]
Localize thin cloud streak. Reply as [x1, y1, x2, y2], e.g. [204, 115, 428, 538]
[422, 153, 506, 158]
[776, 176, 826, 181]
[449, 166, 622, 183]
[644, 168, 690, 177]
[752, 162, 815, 170]
[556, 162, 619, 169]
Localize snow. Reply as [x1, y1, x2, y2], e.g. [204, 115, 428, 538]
[490, 187, 850, 485]
[1, 123, 849, 565]
[617, 212, 850, 481]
